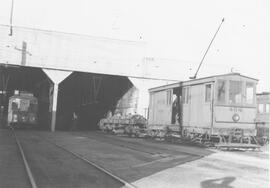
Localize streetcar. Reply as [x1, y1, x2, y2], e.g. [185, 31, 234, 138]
[7, 91, 38, 127]
[255, 92, 270, 145]
[148, 73, 259, 146]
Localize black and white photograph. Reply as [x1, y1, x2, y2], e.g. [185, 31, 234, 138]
[0, 0, 269, 187]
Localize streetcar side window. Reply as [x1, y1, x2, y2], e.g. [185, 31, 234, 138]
[229, 80, 243, 104]
[187, 87, 189, 103]
[166, 90, 172, 105]
[217, 80, 226, 103]
[246, 82, 255, 104]
[266, 104, 270, 113]
[258, 104, 264, 113]
[182, 87, 189, 104]
[205, 84, 212, 102]
[182, 88, 186, 103]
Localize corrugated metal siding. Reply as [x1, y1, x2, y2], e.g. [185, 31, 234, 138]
[0, 25, 146, 78]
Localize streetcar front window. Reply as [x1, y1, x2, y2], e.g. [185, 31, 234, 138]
[229, 81, 243, 104]
[246, 82, 255, 104]
[20, 99, 30, 111]
[29, 103, 38, 112]
[11, 101, 18, 110]
[258, 104, 264, 113]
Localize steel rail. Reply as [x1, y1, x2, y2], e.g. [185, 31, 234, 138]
[82, 132, 206, 157]
[49, 140, 137, 188]
[10, 127, 37, 188]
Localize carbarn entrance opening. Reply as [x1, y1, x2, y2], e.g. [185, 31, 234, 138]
[56, 72, 134, 131]
[0, 66, 50, 129]
[0, 65, 137, 131]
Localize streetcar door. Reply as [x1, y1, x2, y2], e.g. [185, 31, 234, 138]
[203, 83, 213, 127]
[150, 89, 173, 125]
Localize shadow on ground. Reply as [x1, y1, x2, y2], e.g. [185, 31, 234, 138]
[201, 176, 236, 188]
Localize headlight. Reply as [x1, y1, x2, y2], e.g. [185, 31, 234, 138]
[30, 116, 36, 122]
[232, 114, 240, 122]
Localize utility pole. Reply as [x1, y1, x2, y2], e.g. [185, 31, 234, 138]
[190, 18, 225, 79]
[9, 0, 14, 36]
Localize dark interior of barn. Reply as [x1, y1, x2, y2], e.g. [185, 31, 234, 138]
[57, 71, 133, 130]
[0, 66, 133, 131]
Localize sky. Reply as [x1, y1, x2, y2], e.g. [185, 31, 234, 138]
[0, 0, 269, 92]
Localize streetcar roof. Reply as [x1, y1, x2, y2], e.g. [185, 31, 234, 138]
[149, 73, 258, 92]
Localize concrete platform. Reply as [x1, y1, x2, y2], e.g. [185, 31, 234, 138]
[133, 151, 269, 188]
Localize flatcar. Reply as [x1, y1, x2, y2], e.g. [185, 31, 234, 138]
[148, 73, 258, 145]
[7, 91, 38, 127]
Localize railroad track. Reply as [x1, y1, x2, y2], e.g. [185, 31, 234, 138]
[78, 131, 207, 157]
[10, 126, 37, 188]
[49, 140, 137, 188]
[10, 128, 136, 188]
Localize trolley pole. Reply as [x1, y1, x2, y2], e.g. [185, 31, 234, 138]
[190, 18, 225, 79]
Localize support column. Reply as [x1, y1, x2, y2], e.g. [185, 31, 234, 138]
[42, 69, 72, 132]
[51, 83, 58, 132]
